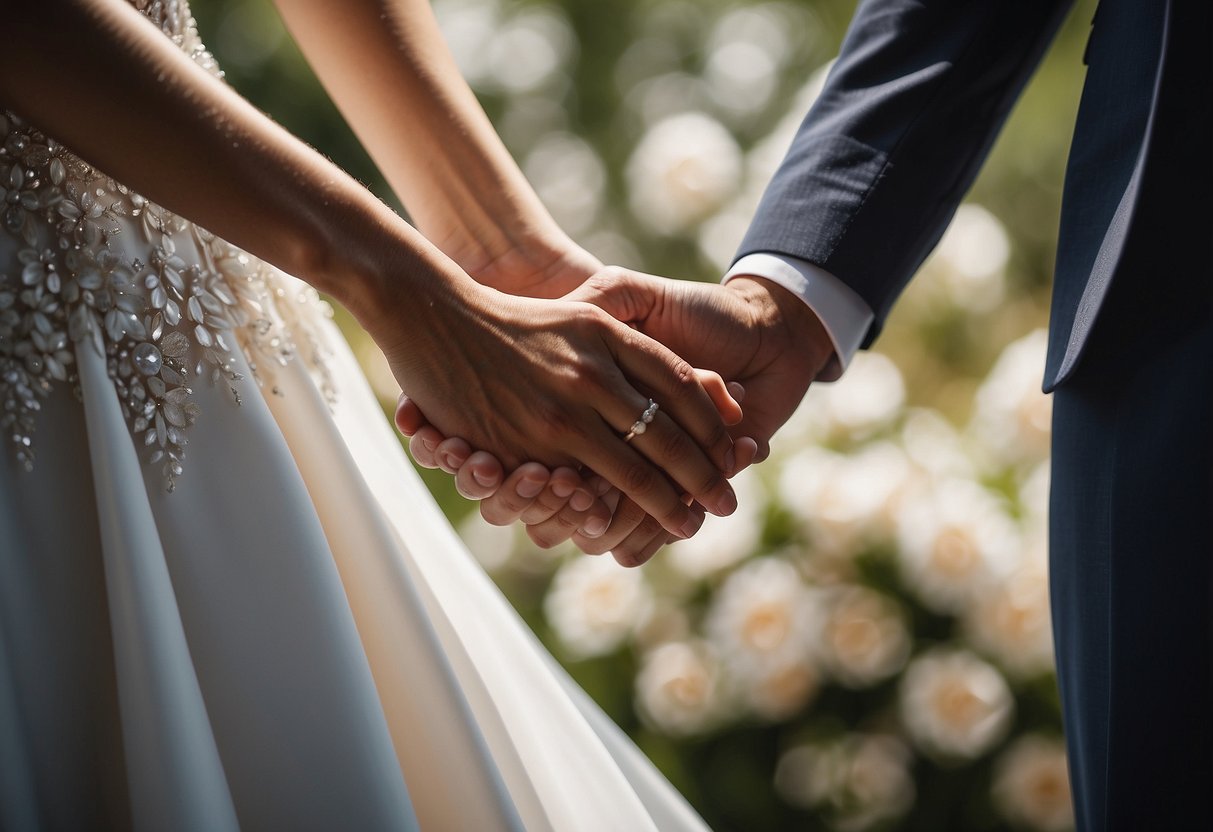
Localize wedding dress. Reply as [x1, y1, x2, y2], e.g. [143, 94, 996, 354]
[0, 2, 708, 830]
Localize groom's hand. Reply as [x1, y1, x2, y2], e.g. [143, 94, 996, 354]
[538, 267, 833, 563]
[569, 267, 833, 460]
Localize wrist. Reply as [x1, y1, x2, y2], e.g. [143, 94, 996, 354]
[727, 275, 834, 379]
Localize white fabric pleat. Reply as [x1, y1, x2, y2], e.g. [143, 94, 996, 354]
[75, 334, 240, 832]
[290, 305, 711, 832]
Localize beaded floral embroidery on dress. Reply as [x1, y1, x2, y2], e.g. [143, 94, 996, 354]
[0, 0, 336, 491]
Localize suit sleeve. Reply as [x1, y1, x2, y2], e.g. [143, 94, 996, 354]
[737, 0, 1074, 346]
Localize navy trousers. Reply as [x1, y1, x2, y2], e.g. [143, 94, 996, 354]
[1049, 245, 1212, 830]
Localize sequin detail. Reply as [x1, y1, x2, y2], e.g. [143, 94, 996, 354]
[0, 0, 336, 490]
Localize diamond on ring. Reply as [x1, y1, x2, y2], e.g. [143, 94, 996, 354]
[623, 399, 660, 443]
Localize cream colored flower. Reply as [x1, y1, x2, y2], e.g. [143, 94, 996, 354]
[775, 735, 915, 830]
[780, 442, 914, 557]
[666, 468, 763, 579]
[910, 203, 1010, 314]
[970, 329, 1053, 470]
[965, 560, 1055, 679]
[704, 557, 817, 673]
[543, 555, 653, 659]
[993, 735, 1074, 831]
[900, 648, 1015, 759]
[626, 112, 742, 234]
[523, 132, 605, 236]
[457, 512, 517, 572]
[635, 640, 724, 736]
[816, 352, 907, 441]
[817, 585, 911, 688]
[900, 408, 976, 482]
[896, 478, 1020, 613]
[743, 654, 821, 721]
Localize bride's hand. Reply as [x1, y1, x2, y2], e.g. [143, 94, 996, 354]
[374, 283, 742, 538]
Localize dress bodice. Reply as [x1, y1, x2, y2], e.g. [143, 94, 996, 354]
[0, 0, 335, 490]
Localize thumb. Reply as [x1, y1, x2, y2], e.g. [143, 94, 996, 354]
[564, 266, 661, 325]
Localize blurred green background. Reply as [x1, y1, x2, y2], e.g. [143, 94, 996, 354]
[193, 1, 1095, 829]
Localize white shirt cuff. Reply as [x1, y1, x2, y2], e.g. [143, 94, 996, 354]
[723, 253, 874, 382]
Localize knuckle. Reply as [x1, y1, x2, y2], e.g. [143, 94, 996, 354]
[668, 359, 697, 398]
[696, 469, 726, 499]
[658, 425, 691, 461]
[526, 525, 564, 550]
[622, 462, 657, 495]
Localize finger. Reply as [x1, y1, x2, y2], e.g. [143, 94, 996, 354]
[571, 494, 647, 555]
[608, 512, 668, 568]
[727, 381, 746, 404]
[408, 426, 445, 468]
[605, 329, 738, 516]
[519, 467, 584, 525]
[569, 417, 706, 538]
[435, 437, 472, 475]
[730, 436, 760, 476]
[600, 386, 738, 518]
[695, 368, 742, 426]
[454, 451, 504, 500]
[394, 393, 426, 435]
[525, 494, 612, 549]
[480, 462, 552, 526]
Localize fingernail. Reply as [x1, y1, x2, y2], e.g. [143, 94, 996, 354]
[517, 477, 544, 499]
[724, 447, 736, 476]
[717, 486, 737, 516]
[421, 437, 437, 452]
[571, 489, 593, 511]
[551, 480, 575, 499]
[473, 470, 495, 487]
[678, 513, 703, 540]
[581, 516, 608, 537]
[594, 478, 612, 496]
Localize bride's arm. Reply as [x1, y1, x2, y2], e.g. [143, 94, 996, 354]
[0, 0, 740, 535]
[271, 0, 597, 297]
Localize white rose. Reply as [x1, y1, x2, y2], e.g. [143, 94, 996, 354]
[775, 735, 915, 830]
[896, 478, 1021, 614]
[666, 468, 763, 579]
[704, 557, 817, 673]
[993, 735, 1074, 832]
[817, 585, 912, 688]
[543, 555, 653, 659]
[965, 560, 1055, 679]
[626, 112, 741, 234]
[900, 648, 1015, 759]
[970, 329, 1053, 471]
[909, 203, 1010, 314]
[635, 640, 724, 736]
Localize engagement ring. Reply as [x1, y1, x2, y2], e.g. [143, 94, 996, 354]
[623, 399, 660, 442]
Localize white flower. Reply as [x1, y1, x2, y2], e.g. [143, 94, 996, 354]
[817, 585, 912, 688]
[635, 640, 724, 736]
[900, 408, 976, 482]
[484, 7, 575, 94]
[900, 648, 1015, 759]
[993, 735, 1074, 832]
[543, 556, 653, 659]
[523, 132, 605, 236]
[703, 4, 796, 118]
[781, 442, 913, 556]
[896, 478, 1021, 613]
[626, 112, 741, 234]
[817, 352, 907, 440]
[970, 329, 1053, 470]
[457, 512, 516, 572]
[775, 735, 915, 830]
[704, 557, 817, 673]
[666, 468, 763, 579]
[912, 204, 1010, 314]
[1019, 460, 1051, 546]
[742, 654, 821, 721]
[965, 560, 1055, 679]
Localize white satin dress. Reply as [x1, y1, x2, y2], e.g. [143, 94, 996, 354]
[0, 2, 708, 830]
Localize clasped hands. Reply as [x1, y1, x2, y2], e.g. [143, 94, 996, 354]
[394, 265, 833, 567]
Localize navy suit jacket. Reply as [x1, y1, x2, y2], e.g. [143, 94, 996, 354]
[737, 0, 1209, 391]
